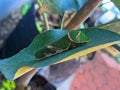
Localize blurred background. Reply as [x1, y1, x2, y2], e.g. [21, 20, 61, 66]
[0, 0, 120, 90]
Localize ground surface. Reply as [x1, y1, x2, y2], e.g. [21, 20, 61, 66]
[70, 51, 120, 90]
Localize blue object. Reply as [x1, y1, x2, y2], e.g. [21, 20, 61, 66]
[0, 0, 31, 21]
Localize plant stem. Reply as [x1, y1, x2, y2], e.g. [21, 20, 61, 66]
[43, 13, 50, 30]
[64, 0, 102, 30]
[60, 12, 66, 29]
[16, 68, 40, 87]
[63, 12, 76, 28]
[36, 0, 50, 30]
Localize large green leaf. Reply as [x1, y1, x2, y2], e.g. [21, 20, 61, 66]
[40, 0, 88, 14]
[112, 0, 120, 10]
[0, 28, 120, 80]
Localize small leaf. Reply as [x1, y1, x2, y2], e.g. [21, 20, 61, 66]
[1, 80, 16, 90]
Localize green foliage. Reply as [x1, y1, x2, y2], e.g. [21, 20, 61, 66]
[112, 0, 120, 10]
[98, 19, 120, 64]
[0, 80, 16, 90]
[40, 0, 88, 13]
[0, 28, 120, 80]
[20, 3, 31, 15]
[0, 0, 120, 81]
[35, 22, 43, 32]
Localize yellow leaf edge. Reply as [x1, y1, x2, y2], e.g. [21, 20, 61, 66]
[14, 41, 120, 79]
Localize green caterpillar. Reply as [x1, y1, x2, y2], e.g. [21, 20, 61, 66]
[35, 31, 90, 60]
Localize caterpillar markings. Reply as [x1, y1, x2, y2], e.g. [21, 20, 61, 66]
[35, 31, 90, 60]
